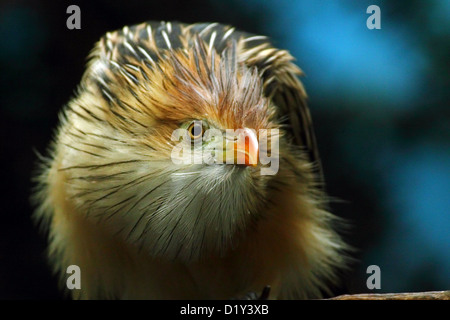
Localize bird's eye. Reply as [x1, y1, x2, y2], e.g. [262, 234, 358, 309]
[187, 121, 205, 142]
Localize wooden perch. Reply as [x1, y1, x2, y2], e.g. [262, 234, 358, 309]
[328, 290, 450, 300]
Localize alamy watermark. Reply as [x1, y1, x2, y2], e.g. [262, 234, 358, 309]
[170, 122, 280, 175]
[66, 5, 81, 30]
[66, 265, 81, 290]
[366, 265, 381, 290]
[66, 263, 382, 291]
[367, 5, 381, 30]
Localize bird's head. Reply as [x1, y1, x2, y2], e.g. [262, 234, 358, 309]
[57, 23, 308, 261]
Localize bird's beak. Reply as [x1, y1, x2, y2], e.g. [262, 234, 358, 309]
[221, 128, 259, 167]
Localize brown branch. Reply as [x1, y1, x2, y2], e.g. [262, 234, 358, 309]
[328, 290, 450, 300]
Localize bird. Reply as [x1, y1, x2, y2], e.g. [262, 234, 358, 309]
[33, 21, 349, 299]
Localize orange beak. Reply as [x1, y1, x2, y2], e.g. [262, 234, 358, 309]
[227, 128, 259, 167]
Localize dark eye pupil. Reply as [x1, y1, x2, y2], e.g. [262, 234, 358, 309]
[191, 124, 202, 137]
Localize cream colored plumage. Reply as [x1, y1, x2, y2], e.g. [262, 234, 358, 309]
[34, 21, 348, 299]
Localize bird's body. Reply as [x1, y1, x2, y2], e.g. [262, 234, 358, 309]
[34, 21, 348, 299]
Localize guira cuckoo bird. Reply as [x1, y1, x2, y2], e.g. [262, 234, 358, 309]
[34, 21, 348, 299]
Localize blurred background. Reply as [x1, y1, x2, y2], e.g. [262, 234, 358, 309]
[0, 0, 448, 299]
